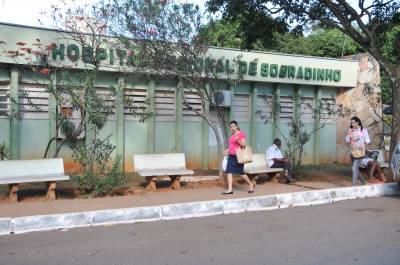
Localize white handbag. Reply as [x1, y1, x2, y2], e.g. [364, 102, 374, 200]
[222, 156, 228, 172]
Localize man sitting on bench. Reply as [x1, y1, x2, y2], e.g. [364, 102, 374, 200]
[266, 138, 295, 184]
[360, 151, 387, 183]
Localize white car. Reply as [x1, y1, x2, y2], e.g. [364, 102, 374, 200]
[391, 143, 400, 182]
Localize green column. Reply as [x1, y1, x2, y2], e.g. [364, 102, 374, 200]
[48, 73, 57, 157]
[313, 86, 322, 165]
[9, 67, 19, 159]
[273, 83, 280, 140]
[146, 80, 156, 153]
[175, 82, 183, 153]
[250, 83, 257, 149]
[201, 83, 210, 170]
[228, 84, 235, 122]
[294, 85, 301, 122]
[116, 76, 125, 169]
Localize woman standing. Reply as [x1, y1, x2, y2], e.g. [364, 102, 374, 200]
[345, 116, 371, 186]
[223, 120, 255, 195]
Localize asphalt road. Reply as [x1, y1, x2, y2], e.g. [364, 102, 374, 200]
[1, 196, 400, 265]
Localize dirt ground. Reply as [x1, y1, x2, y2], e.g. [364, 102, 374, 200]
[0, 163, 386, 202]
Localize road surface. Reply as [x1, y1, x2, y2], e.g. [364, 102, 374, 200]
[1, 196, 399, 265]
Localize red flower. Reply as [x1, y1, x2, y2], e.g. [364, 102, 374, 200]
[127, 50, 135, 56]
[148, 28, 157, 34]
[32, 51, 43, 56]
[7, 50, 18, 57]
[39, 68, 50, 75]
[21, 47, 32, 53]
[45, 44, 56, 51]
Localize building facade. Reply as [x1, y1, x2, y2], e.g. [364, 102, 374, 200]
[0, 23, 382, 172]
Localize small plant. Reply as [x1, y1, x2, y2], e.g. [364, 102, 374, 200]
[72, 135, 127, 196]
[257, 92, 351, 177]
[0, 142, 11, 160]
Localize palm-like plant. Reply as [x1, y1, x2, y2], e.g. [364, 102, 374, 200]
[0, 142, 11, 160]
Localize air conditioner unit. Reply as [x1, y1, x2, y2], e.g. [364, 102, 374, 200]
[212, 90, 231, 107]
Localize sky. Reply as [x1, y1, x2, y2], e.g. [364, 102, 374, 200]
[0, 0, 370, 28]
[0, 0, 207, 28]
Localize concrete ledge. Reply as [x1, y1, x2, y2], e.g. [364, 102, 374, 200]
[278, 190, 332, 208]
[1, 183, 399, 236]
[11, 212, 92, 234]
[161, 200, 224, 220]
[380, 182, 400, 196]
[245, 195, 279, 211]
[91, 206, 160, 226]
[0, 218, 11, 235]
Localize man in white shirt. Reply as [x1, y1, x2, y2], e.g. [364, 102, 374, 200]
[266, 138, 295, 184]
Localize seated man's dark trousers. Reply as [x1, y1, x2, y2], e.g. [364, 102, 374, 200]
[271, 161, 293, 181]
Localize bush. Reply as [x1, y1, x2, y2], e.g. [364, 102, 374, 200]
[72, 136, 127, 196]
[0, 142, 11, 160]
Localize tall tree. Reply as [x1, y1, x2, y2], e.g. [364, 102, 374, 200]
[99, 0, 246, 176]
[202, 12, 288, 50]
[208, 0, 400, 159]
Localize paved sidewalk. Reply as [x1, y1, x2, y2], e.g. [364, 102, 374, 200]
[0, 181, 347, 218]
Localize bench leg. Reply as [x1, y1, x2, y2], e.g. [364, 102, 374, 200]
[8, 184, 18, 202]
[273, 172, 284, 183]
[170, 175, 181, 190]
[145, 176, 157, 192]
[46, 181, 57, 200]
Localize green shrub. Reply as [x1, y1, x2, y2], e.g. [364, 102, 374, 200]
[72, 136, 127, 196]
[0, 142, 11, 160]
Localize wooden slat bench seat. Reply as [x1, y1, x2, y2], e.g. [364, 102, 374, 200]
[133, 153, 194, 192]
[0, 158, 69, 202]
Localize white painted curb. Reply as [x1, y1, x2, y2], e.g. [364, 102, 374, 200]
[1, 183, 399, 236]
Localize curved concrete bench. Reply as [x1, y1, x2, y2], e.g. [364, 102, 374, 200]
[0, 158, 69, 202]
[133, 153, 193, 191]
[244, 154, 284, 180]
[359, 149, 389, 169]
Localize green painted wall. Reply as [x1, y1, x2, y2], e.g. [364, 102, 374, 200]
[124, 121, 148, 171]
[0, 63, 343, 171]
[255, 123, 274, 153]
[19, 120, 49, 159]
[255, 83, 274, 95]
[183, 122, 203, 169]
[0, 119, 10, 144]
[302, 124, 315, 164]
[278, 83, 294, 96]
[319, 124, 337, 163]
[155, 121, 176, 153]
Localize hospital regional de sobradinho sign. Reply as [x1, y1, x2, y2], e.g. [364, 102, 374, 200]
[51, 44, 342, 82]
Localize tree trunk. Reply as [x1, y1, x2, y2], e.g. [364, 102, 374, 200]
[52, 138, 67, 158]
[43, 137, 57, 158]
[389, 66, 400, 173]
[209, 122, 224, 179]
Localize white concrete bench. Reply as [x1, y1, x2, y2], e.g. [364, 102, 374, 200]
[244, 154, 284, 180]
[133, 153, 194, 192]
[0, 158, 70, 202]
[359, 149, 389, 169]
